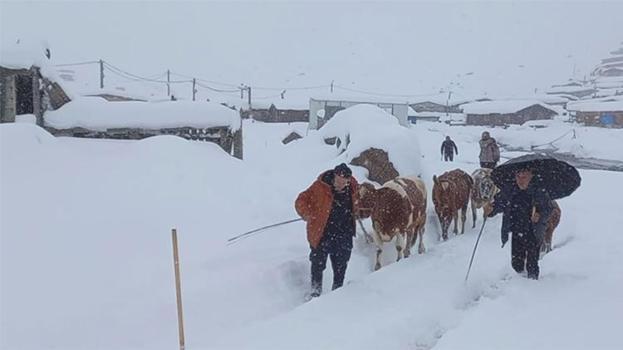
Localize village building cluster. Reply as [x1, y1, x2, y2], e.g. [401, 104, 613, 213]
[2, 43, 622, 157]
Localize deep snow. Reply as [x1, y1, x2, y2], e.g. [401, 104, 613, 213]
[1, 110, 622, 350]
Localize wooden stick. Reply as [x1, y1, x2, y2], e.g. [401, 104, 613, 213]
[172, 229, 186, 350]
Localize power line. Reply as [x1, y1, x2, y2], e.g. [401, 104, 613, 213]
[170, 72, 239, 88]
[55, 59, 442, 101]
[253, 93, 283, 100]
[334, 84, 439, 98]
[104, 62, 190, 84]
[195, 81, 241, 95]
[54, 60, 99, 67]
[252, 84, 329, 91]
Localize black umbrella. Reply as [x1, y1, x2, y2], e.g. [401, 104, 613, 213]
[491, 153, 581, 200]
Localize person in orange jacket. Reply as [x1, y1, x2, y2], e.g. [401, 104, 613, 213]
[295, 163, 360, 298]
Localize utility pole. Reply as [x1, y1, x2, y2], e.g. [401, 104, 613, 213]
[247, 86, 252, 110]
[99, 59, 104, 89]
[167, 70, 171, 96]
[330, 80, 334, 93]
[192, 78, 196, 101]
[446, 91, 452, 116]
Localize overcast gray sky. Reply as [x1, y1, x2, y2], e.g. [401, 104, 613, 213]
[1, 1, 622, 97]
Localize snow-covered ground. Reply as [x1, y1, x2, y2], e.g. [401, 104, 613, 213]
[1, 109, 622, 350]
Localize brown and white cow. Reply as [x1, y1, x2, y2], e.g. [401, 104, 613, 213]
[432, 169, 473, 241]
[542, 200, 561, 253]
[470, 168, 499, 228]
[358, 176, 427, 270]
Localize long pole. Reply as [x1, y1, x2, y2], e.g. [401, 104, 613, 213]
[226, 218, 302, 244]
[357, 218, 373, 244]
[465, 218, 487, 283]
[171, 229, 185, 350]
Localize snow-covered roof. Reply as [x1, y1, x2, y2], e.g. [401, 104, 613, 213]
[546, 85, 595, 94]
[0, 42, 58, 79]
[594, 79, 623, 90]
[567, 97, 623, 112]
[44, 97, 241, 131]
[593, 88, 623, 98]
[311, 93, 410, 105]
[409, 93, 488, 107]
[460, 100, 556, 115]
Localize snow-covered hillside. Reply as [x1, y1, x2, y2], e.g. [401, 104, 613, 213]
[1, 106, 622, 349]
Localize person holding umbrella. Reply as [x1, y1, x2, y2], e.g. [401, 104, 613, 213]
[483, 154, 581, 280]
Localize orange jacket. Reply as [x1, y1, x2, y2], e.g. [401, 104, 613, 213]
[295, 171, 360, 249]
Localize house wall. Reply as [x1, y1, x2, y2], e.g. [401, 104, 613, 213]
[244, 107, 308, 123]
[0, 66, 70, 125]
[576, 111, 623, 128]
[466, 105, 557, 126]
[0, 74, 17, 123]
[45, 125, 245, 159]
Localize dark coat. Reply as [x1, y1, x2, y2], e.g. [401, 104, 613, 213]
[441, 140, 458, 155]
[488, 183, 553, 245]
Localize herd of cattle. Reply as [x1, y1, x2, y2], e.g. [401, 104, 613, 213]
[357, 168, 561, 270]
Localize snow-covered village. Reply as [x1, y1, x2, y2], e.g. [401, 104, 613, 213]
[1, 1, 623, 350]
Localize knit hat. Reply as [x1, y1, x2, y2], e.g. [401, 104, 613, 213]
[333, 163, 352, 177]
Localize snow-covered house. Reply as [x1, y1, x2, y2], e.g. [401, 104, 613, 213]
[410, 101, 462, 114]
[44, 97, 244, 158]
[592, 43, 623, 79]
[309, 94, 409, 130]
[567, 97, 623, 128]
[461, 100, 558, 126]
[546, 81, 596, 99]
[242, 100, 309, 123]
[0, 48, 71, 125]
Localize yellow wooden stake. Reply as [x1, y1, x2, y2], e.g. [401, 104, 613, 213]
[172, 228, 185, 350]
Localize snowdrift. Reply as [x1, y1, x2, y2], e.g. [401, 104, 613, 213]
[308, 104, 424, 183]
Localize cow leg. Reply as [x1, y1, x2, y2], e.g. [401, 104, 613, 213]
[452, 211, 459, 235]
[471, 199, 478, 228]
[404, 231, 413, 258]
[438, 213, 448, 241]
[372, 230, 384, 271]
[395, 232, 406, 262]
[460, 206, 468, 235]
[543, 226, 553, 253]
[418, 228, 426, 254]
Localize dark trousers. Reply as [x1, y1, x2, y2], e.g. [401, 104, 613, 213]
[480, 161, 497, 169]
[310, 237, 352, 295]
[511, 231, 540, 279]
[444, 152, 454, 162]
